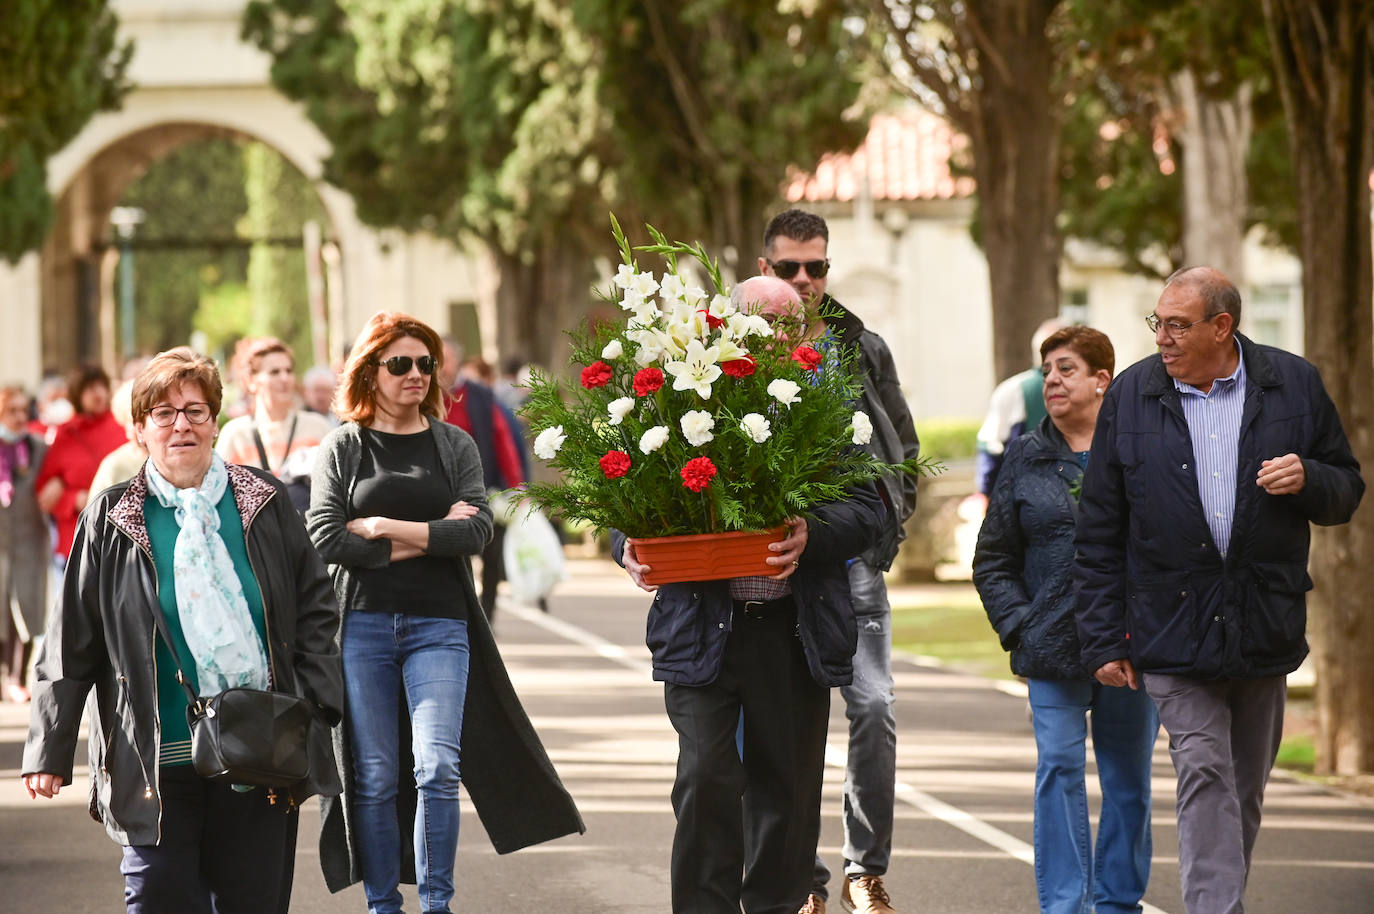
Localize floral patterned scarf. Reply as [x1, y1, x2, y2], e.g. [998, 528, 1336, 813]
[144, 453, 268, 694]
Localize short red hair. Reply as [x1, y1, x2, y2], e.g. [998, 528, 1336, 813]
[336, 312, 445, 425]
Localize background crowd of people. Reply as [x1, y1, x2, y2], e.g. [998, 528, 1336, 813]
[0, 333, 544, 712]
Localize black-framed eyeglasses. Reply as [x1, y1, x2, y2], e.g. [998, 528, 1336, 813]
[376, 355, 437, 376]
[1146, 313, 1214, 336]
[766, 258, 830, 280]
[148, 403, 215, 427]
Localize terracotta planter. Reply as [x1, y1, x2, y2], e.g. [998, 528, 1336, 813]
[627, 526, 788, 586]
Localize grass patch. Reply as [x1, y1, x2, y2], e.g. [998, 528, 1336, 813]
[890, 591, 1013, 680]
[915, 418, 980, 462]
[1276, 733, 1315, 773]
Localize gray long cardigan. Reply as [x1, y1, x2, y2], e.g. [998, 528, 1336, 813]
[307, 419, 584, 892]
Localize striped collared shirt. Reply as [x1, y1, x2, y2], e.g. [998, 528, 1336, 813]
[1174, 339, 1246, 556]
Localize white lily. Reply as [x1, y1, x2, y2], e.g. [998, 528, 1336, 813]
[665, 339, 723, 399]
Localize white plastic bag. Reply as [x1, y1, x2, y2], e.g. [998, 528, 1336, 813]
[501, 502, 566, 605]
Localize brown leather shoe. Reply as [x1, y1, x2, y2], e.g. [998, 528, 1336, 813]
[798, 893, 827, 914]
[841, 875, 897, 914]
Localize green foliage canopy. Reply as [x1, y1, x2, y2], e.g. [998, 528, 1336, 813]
[0, 0, 132, 261]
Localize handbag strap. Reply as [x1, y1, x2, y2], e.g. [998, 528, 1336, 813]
[143, 597, 204, 713]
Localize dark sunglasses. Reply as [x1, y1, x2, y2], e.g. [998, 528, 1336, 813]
[766, 258, 830, 280]
[376, 355, 437, 376]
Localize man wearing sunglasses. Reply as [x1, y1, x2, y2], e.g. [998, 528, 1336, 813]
[1075, 267, 1363, 914]
[761, 209, 919, 914]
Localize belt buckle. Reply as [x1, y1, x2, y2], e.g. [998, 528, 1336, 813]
[742, 600, 767, 621]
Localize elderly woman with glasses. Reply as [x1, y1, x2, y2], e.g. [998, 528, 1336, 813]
[21, 347, 343, 914]
[973, 326, 1160, 914]
[308, 312, 582, 914]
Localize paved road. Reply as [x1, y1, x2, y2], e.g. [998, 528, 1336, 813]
[2, 559, 1372, 912]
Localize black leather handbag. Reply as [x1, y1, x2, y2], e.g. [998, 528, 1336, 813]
[185, 687, 313, 788]
[148, 601, 313, 790]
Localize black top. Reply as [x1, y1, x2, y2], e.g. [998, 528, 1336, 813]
[350, 426, 466, 618]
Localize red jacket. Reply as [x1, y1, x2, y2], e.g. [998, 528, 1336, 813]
[35, 410, 126, 558]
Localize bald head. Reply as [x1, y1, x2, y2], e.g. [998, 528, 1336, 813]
[732, 275, 802, 312]
[1164, 266, 1242, 328]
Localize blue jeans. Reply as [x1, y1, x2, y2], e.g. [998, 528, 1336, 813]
[813, 558, 897, 896]
[343, 613, 470, 914]
[1028, 677, 1159, 914]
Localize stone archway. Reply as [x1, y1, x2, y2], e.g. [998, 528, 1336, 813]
[39, 118, 355, 376]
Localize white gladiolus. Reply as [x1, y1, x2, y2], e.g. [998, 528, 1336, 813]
[739, 413, 771, 444]
[851, 410, 874, 446]
[607, 397, 635, 425]
[601, 339, 624, 360]
[639, 425, 670, 454]
[659, 273, 686, 304]
[631, 271, 660, 298]
[612, 263, 637, 290]
[680, 410, 716, 446]
[533, 426, 566, 460]
[767, 378, 802, 407]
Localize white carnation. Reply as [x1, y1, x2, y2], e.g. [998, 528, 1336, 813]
[739, 413, 771, 444]
[680, 410, 716, 447]
[639, 425, 670, 454]
[533, 425, 566, 460]
[767, 378, 802, 407]
[601, 339, 624, 360]
[851, 410, 874, 446]
[607, 397, 635, 426]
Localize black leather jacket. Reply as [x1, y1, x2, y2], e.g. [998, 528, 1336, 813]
[22, 464, 343, 847]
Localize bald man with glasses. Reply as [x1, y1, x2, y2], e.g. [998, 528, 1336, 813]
[761, 209, 919, 914]
[1074, 266, 1363, 914]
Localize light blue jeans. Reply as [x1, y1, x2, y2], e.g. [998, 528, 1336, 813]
[813, 558, 897, 896]
[343, 613, 470, 914]
[1028, 677, 1159, 914]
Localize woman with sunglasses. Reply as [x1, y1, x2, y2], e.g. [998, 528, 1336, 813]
[308, 312, 582, 913]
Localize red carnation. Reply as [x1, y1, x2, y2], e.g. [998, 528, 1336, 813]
[791, 345, 823, 372]
[581, 361, 613, 388]
[633, 367, 665, 396]
[698, 309, 725, 331]
[680, 456, 717, 493]
[721, 356, 756, 378]
[599, 450, 632, 479]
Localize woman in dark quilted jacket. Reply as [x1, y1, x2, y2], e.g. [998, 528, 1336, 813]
[973, 326, 1159, 914]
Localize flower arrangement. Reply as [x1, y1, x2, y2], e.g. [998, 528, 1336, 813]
[519, 218, 934, 541]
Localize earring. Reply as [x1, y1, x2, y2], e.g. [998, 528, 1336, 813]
[1095, 387, 1103, 395]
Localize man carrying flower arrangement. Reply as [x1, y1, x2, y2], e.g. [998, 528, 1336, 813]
[519, 221, 931, 914]
[760, 209, 920, 914]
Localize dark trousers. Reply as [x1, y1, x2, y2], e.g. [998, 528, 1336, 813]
[120, 765, 300, 914]
[479, 523, 506, 619]
[663, 600, 830, 914]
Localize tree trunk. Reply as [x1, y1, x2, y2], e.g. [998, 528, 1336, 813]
[1264, 0, 1374, 775]
[968, 1, 1063, 381]
[1168, 68, 1253, 283]
[490, 234, 599, 374]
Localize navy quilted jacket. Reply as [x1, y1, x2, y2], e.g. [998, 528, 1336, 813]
[974, 417, 1089, 680]
[1074, 336, 1363, 679]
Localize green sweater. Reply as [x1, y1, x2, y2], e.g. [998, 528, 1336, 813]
[145, 491, 268, 765]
